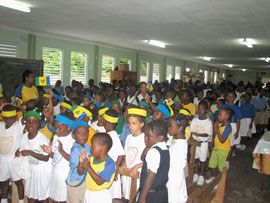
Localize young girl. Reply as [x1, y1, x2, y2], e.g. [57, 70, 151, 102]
[42, 114, 74, 202]
[122, 108, 147, 200]
[167, 114, 188, 203]
[190, 100, 213, 186]
[21, 110, 52, 203]
[90, 107, 107, 133]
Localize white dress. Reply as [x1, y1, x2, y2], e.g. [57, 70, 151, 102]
[0, 121, 25, 181]
[122, 133, 145, 200]
[24, 132, 52, 200]
[167, 139, 188, 203]
[107, 131, 125, 199]
[50, 133, 74, 202]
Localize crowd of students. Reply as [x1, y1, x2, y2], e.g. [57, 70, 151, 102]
[0, 69, 269, 203]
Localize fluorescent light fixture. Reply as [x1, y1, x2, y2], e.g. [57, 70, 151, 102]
[200, 56, 211, 61]
[145, 40, 166, 48]
[242, 69, 246, 72]
[225, 64, 233, 68]
[199, 69, 203, 72]
[242, 38, 254, 48]
[0, 0, 31, 13]
[264, 57, 270, 63]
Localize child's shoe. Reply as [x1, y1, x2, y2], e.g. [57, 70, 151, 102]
[193, 173, 198, 183]
[205, 176, 215, 184]
[197, 175, 204, 186]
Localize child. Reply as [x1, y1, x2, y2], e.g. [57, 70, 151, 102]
[41, 114, 74, 202]
[0, 104, 25, 203]
[66, 121, 91, 203]
[138, 120, 170, 203]
[180, 90, 197, 116]
[90, 107, 107, 133]
[21, 110, 52, 203]
[122, 107, 147, 200]
[190, 100, 213, 185]
[213, 99, 225, 121]
[167, 114, 188, 203]
[194, 89, 204, 106]
[127, 84, 138, 105]
[207, 108, 232, 182]
[239, 93, 255, 150]
[81, 133, 115, 203]
[102, 109, 125, 199]
[153, 103, 173, 121]
[60, 100, 73, 114]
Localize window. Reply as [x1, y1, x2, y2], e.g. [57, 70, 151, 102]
[70, 51, 88, 85]
[120, 58, 132, 70]
[152, 63, 160, 82]
[214, 72, 218, 83]
[222, 73, 225, 79]
[42, 47, 63, 85]
[166, 65, 173, 81]
[175, 66, 181, 80]
[140, 61, 149, 82]
[0, 43, 17, 57]
[210, 71, 214, 82]
[101, 55, 115, 83]
[204, 70, 208, 83]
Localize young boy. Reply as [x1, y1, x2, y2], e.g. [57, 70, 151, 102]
[180, 90, 197, 117]
[0, 104, 25, 203]
[66, 121, 91, 203]
[207, 108, 232, 182]
[102, 109, 125, 199]
[138, 120, 170, 203]
[81, 133, 115, 203]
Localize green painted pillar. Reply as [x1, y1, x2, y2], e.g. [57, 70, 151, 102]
[94, 45, 99, 84]
[136, 52, 140, 83]
[27, 34, 36, 59]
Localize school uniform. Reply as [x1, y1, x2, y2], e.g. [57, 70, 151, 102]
[84, 156, 115, 203]
[239, 102, 256, 138]
[0, 121, 25, 182]
[107, 130, 125, 199]
[122, 133, 145, 200]
[24, 132, 52, 200]
[50, 133, 74, 202]
[252, 96, 268, 125]
[139, 142, 170, 203]
[167, 139, 188, 203]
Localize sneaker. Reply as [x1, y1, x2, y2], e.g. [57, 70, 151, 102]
[197, 175, 204, 186]
[193, 173, 199, 183]
[205, 177, 215, 184]
[239, 144, 246, 151]
[225, 161, 230, 170]
[236, 144, 242, 149]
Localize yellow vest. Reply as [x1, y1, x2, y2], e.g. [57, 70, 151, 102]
[214, 124, 231, 152]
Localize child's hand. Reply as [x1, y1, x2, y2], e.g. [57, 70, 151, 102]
[58, 141, 63, 153]
[214, 121, 219, 131]
[15, 149, 22, 157]
[82, 157, 90, 170]
[41, 144, 52, 154]
[48, 90, 54, 99]
[20, 150, 32, 156]
[79, 150, 87, 163]
[130, 163, 143, 177]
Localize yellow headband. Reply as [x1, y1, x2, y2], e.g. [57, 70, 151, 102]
[2, 110, 17, 117]
[43, 94, 49, 98]
[179, 109, 191, 116]
[61, 102, 72, 110]
[11, 97, 22, 105]
[128, 108, 147, 117]
[98, 107, 109, 116]
[168, 106, 174, 117]
[73, 106, 93, 119]
[103, 114, 118, 124]
[166, 99, 174, 107]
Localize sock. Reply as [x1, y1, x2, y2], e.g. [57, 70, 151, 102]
[1, 199, 8, 203]
[19, 200, 24, 203]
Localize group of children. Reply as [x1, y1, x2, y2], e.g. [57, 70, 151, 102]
[0, 70, 270, 203]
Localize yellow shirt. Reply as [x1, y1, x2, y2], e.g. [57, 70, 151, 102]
[214, 124, 231, 152]
[87, 127, 96, 145]
[85, 156, 115, 191]
[22, 85, 38, 102]
[40, 124, 54, 141]
[183, 103, 197, 116]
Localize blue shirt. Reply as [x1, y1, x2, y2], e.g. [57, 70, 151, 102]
[240, 102, 255, 118]
[69, 142, 91, 182]
[221, 123, 232, 140]
[252, 96, 268, 111]
[119, 123, 131, 147]
[221, 103, 241, 123]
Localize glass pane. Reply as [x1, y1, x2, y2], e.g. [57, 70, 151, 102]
[166, 65, 173, 81]
[101, 55, 114, 83]
[175, 66, 181, 80]
[152, 63, 160, 82]
[140, 61, 149, 82]
[70, 51, 87, 85]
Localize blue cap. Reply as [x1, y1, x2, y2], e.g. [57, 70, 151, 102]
[55, 115, 74, 127]
[72, 121, 89, 133]
[156, 104, 170, 119]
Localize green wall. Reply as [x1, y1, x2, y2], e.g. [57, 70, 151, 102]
[0, 28, 226, 86]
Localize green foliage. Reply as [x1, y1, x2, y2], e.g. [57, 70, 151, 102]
[101, 56, 114, 82]
[70, 51, 87, 84]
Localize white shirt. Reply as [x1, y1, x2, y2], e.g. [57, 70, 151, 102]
[127, 95, 138, 105]
[169, 139, 187, 170]
[0, 121, 25, 158]
[90, 120, 106, 133]
[124, 133, 145, 169]
[190, 117, 213, 142]
[145, 141, 168, 174]
[108, 131, 125, 162]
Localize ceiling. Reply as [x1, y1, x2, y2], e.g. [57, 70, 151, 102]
[1, 0, 270, 70]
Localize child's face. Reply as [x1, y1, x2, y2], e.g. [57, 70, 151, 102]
[217, 100, 223, 109]
[218, 109, 229, 123]
[43, 97, 49, 106]
[93, 95, 102, 103]
[140, 84, 147, 93]
[91, 138, 105, 158]
[198, 105, 207, 117]
[119, 91, 126, 100]
[3, 116, 17, 128]
[25, 116, 39, 134]
[73, 126, 89, 146]
[168, 118, 178, 136]
[111, 103, 120, 114]
[180, 93, 188, 103]
[153, 110, 164, 120]
[26, 73, 35, 85]
[60, 106, 68, 114]
[55, 121, 71, 136]
[129, 86, 137, 96]
[244, 94, 251, 102]
[197, 91, 204, 99]
[83, 98, 91, 106]
[128, 116, 144, 135]
[226, 93, 235, 103]
[42, 108, 50, 119]
[144, 127, 160, 148]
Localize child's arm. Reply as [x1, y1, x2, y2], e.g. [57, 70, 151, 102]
[41, 144, 54, 158]
[138, 171, 156, 203]
[214, 122, 231, 143]
[114, 155, 125, 180]
[191, 132, 209, 137]
[20, 150, 50, 161]
[82, 158, 105, 185]
[58, 141, 70, 161]
[77, 150, 87, 176]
